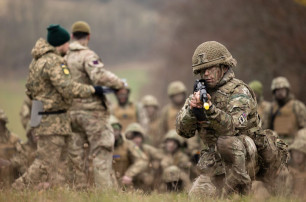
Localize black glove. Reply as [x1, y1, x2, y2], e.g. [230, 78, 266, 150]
[94, 86, 104, 96]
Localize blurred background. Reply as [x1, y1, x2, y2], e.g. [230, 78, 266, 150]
[0, 0, 306, 139]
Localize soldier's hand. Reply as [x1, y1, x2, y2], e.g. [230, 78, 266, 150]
[94, 86, 104, 96]
[190, 92, 212, 109]
[190, 91, 203, 109]
[122, 175, 132, 185]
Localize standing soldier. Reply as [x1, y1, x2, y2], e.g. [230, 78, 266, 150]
[65, 21, 124, 189]
[110, 117, 148, 188]
[176, 41, 287, 196]
[141, 95, 162, 147]
[269, 77, 306, 144]
[249, 80, 272, 129]
[160, 81, 187, 136]
[12, 24, 105, 190]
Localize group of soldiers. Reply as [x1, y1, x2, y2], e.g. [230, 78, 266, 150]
[0, 21, 306, 199]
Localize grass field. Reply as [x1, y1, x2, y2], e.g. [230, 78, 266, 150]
[0, 66, 149, 141]
[0, 188, 302, 202]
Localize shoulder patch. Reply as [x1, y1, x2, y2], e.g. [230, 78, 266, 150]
[61, 64, 70, 75]
[93, 60, 99, 65]
[239, 112, 247, 124]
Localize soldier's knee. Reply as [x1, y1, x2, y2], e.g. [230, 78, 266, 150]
[217, 136, 245, 163]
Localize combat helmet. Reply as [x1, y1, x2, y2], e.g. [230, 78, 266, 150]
[163, 129, 185, 147]
[71, 21, 91, 34]
[192, 41, 237, 74]
[162, 165, 181, 182]
[125, 122, 145, 139]
[142, 95, 159, 108]
[109, 115, 122, 129]
[271, 77, 290, 91]
[0, 109, 8, 124]
[249, 80, 263, 96]
[167, 81, 187, 96]
[289, 129, 306, 154]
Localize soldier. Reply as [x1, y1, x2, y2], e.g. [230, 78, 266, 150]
[110, 117, 148, 188]
[0, 109, 20, 187]
[125, 122, 164, 192]
[140, 95, 162, 147]
[112, 87, 141, 132]
[287, 128, 306, 197]
[160, 81, 187, 136]
[176, 41, 288, 196]
[160, 130, 191, 192]
[65, 21, 124, 189]
[20, 96, 32, 130]
[249, 80, 272, 129]
[269, 77, 306, 144]
[12, 24, 106, 190]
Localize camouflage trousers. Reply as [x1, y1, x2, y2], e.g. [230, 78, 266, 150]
[12, 135, 68, 189]
[68, 110, 114, 189]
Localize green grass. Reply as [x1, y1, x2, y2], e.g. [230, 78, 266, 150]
[0, 67, 149, 141]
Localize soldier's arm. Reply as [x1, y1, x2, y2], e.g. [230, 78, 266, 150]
[84, 52, 124, 89]
[124, 141, 149, 178]
[144, 144, 163, 160]
[293, 100, 306, 129]
[206, 85, 256, 136]
[19, 96, 32, 129]
[177, 152, 192, 170]
[46, 60, 95, 99]
[176, 97, 198, 139]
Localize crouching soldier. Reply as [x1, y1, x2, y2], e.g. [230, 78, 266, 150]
[110, 116, 148, 189]
[160, 130, 191, 192]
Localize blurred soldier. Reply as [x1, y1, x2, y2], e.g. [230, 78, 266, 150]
[160, 130, 191, 192]
[287, 128, 306, 197]
[270, 77, 306, 144]
[65, 21, 124, 189]
[176, 41, 288, 196]
[125, 122, 164, 192]
[110, 117, 148, 188]
[141, 95, 162, 147]
[19, 96, 32, 130]
[160, 81, 187, 136]
[249, 80, 272, 129]
[112, 87, 139, 132]
[12, 24, 105, 190]
[0, 109, 20, 187]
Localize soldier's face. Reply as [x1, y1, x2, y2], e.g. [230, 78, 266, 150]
[145, 106, 158, 117]
[132, 136, 143, 147]
[200, 66, 226, 88]
[171, 93, 186, 106]
[274, 88, 288, 101]
[165, 140, 178, 153]
[113, 128, 121, 140]
[291, 150, 305, 165]
[116, 89, 130, 105]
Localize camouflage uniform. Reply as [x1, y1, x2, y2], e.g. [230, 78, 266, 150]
[140, 95, 162, 147]
[112, 138, 148, 187]
[160, 81, 187, 139]
[176, 41, 287, 196]
[0, 109, 20, 187]
[249, 80, 272, 130]
[160, 130, 191, 192]
[112, 102, 139, 132]
[65, 38, 124, 188]
[124, 122, 164, 191]
[12, 38, 95, 189]
[287, 128, 306, 197]
[270, 77, 306, 144]
[20, 96, 32, 130]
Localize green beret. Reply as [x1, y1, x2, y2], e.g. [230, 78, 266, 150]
[71, 21, 91, 34]
[249, 80, 263, 96]
[47, 24, 70, 47]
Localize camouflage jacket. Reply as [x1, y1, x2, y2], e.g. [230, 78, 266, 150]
[65, 41, 124, 111]
[160, 149, 191, 173]
[0, 129, 20, 145]
[176, 69, 260, 148]
[113, 136, 148, 179]
[25, 38, 95, 135]
[257, 99, 272, 130]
